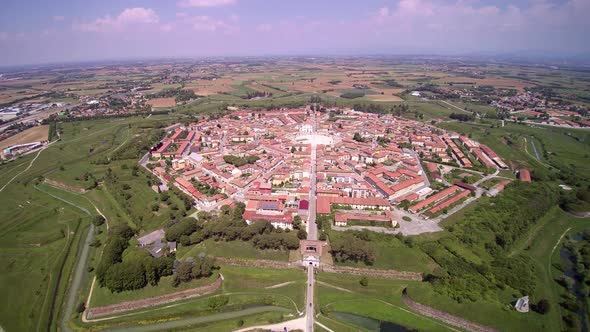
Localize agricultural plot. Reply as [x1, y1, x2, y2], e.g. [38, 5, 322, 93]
[0, 125, 48, 150]
[146, 97, 176, 108]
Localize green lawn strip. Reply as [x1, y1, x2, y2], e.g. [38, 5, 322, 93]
[99, 183, 136, 228]
[326, 229, 435, 273]
[178, 238, 290, 262]
[406, 283, 539, 331]
[528, 208, 590, 331]
[316, 272, 457, 331]
[509, 205, 561, 257]
[99, 305, 291, 332]
[76, 264, 304, 329]
[0, 172, 91, 332]
[90, 272, 219, 307]
[316, 315, 359, 332]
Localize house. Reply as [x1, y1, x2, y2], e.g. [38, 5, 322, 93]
[518, 169, 531, 183]
[514, 296, 530, 313]
[300, 240, 325, 267]
[137, 229, 175, 258]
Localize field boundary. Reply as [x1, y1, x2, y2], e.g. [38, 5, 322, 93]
[85, 274, 223, 320]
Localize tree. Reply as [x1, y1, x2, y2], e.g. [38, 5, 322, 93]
[109, 224, 134, 240]
[208, 295, 229, 309]
[92, 215, 105, 227]
[535, 299, 551, 314]
[353, 132, 365, 142]
[76, 302, 86, 313]
[297, 229, 308, 240]
[293, 215, 302, 230]
[104, 261, 147, 292]
[176, 260, 194, 282]
[359, 276, 369, 287]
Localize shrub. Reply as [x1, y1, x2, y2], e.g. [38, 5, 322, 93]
[360, 276, 369, 287]
[76, 302, 86, 313]
[535, 299, 550, 314]
[208, 295, 229, 309]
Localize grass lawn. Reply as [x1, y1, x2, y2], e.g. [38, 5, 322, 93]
[0, 168, 89, 332]
[90, 271, 220, 307]
[406, 206, 590, 332]
[436, 120, 590, 174]
[77, 264, 305, 330]
[0, 116, 178, 332]
[178, 238, 290, 262]
[327, 228, 437, 273]
[316, 272, 456, 331]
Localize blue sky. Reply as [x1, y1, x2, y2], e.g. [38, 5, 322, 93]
[0, 0, 588, 65]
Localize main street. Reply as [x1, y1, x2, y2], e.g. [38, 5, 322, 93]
[307, 108, 318, 241]
[306, 107, 319, 331]
[306, 265, 315, 332]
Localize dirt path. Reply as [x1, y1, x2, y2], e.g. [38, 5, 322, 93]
[265, 281, 295, 289]
[316, 320, 335, 332]
[316, 281, 353, 293]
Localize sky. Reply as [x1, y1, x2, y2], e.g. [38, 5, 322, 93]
[0, 0, 589, 66]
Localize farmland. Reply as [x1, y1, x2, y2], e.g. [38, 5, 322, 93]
[0, 125, 48, 150]
[0, 56, 589, 332]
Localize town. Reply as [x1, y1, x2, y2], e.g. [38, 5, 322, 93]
[142, 106, 519, 237]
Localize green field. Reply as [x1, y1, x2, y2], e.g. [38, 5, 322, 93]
[178, 238, 291, 262]
[316, 272, 456, 331]
[76, 264, 305, 331]
[0, 116, 183, 331]
[407, 207, 590, 332]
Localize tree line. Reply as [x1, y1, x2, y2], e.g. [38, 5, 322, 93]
[164, 203, 302, 251]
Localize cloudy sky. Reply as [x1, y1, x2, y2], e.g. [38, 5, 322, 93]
[1, 0, 589, 65]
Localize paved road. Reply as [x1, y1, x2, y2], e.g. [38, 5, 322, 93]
[306, 265, 315, 332]
[307, 110, 318, 241]
[304, 109, 318, 332]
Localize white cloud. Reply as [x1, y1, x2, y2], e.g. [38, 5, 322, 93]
[370, 0, 590, 44]
[177, 0, 235, 8]
[256, 23, 272, 32]
[74, 7, 159, 32]
[186, 15, 237, 33]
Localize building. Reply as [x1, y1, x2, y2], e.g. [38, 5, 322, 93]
[137, 229, 176, 258]
[300, 240, 325, 267]
[518, 169, 531, 183]
[514, 296, 530, 313]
